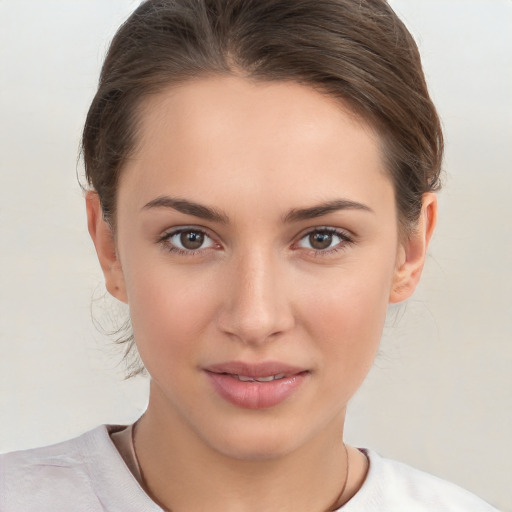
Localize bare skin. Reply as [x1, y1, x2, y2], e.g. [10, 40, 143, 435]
[87, 76, 436, 511]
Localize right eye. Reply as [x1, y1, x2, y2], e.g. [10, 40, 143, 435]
[160, 228, 216, 254]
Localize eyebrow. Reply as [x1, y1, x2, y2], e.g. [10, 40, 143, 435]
[142, 196, 229, 223]
[283, 199, 374, 223]
[142, 195, 373, 224]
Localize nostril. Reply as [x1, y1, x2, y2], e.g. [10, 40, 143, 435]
[214, 266, 295, 344]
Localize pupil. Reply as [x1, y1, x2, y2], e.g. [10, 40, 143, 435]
[180, 231, 204, 250]
[310, 232, 332, 250]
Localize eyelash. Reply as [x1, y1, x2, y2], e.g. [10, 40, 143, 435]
[157, 226, 354, 257]
[295, 227, 354, 256]
[157, 227, 218, 257]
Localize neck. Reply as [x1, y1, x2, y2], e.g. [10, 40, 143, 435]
[132, 385, 367, 512]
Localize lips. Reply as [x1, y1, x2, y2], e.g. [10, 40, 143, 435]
[204, 361, 309, 409]
[206, 361, 306, 378]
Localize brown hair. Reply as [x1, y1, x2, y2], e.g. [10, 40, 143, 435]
[82, 0, 443, 375]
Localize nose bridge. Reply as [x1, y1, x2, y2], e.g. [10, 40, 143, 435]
[218, 246, 294, 345]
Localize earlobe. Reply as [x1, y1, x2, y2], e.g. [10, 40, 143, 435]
[86, 191, 128, 303]
[389, 193, 437, 304]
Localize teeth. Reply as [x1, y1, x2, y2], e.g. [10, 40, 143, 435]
[236, 373, 287, 382]
[255, 376, 275, 382]
[238, 375, 255, 382]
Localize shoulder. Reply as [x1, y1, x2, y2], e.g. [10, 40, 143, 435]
[341, 449, 500, 512]
[0, 425, 158, 512]
[0, 426, 108, 511]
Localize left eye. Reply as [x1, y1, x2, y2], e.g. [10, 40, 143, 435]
[297, 229, 348, 251]
[166, 229, 215, 251]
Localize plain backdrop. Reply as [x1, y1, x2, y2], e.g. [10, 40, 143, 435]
[0, 1, 511, 510]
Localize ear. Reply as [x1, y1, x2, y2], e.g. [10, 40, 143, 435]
[389, 193, 437, 304]
[86, 191, 128, 303]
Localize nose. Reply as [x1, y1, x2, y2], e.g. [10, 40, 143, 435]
[216, 249, 295, 346]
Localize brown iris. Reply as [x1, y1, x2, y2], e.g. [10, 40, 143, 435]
[309, 231, 334, 250]
[180, 230, 204, 250]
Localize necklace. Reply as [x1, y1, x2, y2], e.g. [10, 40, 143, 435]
[327, 441, 350, 511]
[131, 421, 350, 512]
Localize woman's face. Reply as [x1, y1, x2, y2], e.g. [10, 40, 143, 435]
[96, 76, 424, 459]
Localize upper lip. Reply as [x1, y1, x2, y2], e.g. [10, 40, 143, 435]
[204, 361, 307, 378]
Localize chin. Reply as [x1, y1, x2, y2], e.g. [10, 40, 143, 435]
[198, 416, 318, 461]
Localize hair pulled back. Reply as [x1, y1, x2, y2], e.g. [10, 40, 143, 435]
[83, 0, 443, 376]
[83, 0, 443, 235]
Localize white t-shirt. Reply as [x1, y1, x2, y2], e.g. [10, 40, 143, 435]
[0, 424, 500, 511]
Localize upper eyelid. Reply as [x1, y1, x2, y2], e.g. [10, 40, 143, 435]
[295, 226, 354, 241]
[159, 225, 214, 240]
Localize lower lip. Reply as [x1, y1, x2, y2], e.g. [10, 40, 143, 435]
[206, 371, 308, 409]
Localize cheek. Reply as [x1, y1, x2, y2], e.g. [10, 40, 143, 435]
[299, 257, 395, 387]
[307, 283, 388, 351]
[124, 259, 220, 371]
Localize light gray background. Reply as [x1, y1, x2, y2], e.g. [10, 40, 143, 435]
[0, 1, 510, 510]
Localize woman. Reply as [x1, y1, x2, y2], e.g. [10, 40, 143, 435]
[0, 0, 501, 510]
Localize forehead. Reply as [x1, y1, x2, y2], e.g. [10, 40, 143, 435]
[121, 76, 392, 213]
